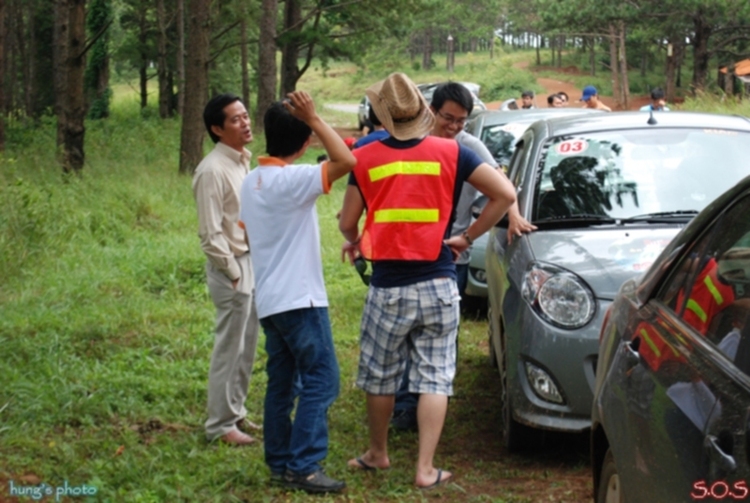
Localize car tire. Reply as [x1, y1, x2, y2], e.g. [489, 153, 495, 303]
[499, 323, 532, 452]
[488, 306, 498, 368]
[597, 448, 623, 503]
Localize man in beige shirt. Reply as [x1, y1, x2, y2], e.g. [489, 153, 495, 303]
[192, 93, 260, 446]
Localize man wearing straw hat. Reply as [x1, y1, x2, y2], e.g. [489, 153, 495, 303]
[338, 72, 516, 489]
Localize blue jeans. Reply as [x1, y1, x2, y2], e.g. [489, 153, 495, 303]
[260, 307, 340, 475]
[456, 263, 469, 296]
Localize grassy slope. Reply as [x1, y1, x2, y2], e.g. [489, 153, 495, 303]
[1, 50, 744, 502]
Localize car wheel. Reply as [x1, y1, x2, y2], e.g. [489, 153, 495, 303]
[597, 448, 623, 503]
[499, 322, 531, 452]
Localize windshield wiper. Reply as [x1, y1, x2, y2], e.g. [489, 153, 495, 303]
[534, 213, 617, 225]
[620, 210, 699, 223]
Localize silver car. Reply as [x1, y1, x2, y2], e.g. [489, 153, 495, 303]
[462, 108, 602, 300]
[486, 111, 750, 451]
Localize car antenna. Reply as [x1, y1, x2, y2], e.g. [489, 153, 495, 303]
[647, 109, 657, 125]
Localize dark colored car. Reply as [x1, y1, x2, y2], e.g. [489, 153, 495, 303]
[592, 173, 750, 503]
[486, 112, 750, 452]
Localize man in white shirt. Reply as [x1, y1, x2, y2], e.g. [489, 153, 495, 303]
[239, 91, 355, 493]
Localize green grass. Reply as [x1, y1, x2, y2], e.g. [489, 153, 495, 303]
[14, 50, 750, 501]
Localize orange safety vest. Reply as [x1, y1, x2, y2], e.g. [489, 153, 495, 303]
[353, 137, 459, 261]
[679, 258, 735, 335]
[633, 321, 685, 372]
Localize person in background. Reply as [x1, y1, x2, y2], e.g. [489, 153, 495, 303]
[354, 106, 389, 148]
[339, 72, 516, 489]
[581, 85, 611, 111]
[239, 91, 356, 493]
[520, 90, 535, 109]
[547, 93, 563, 108]
[557, 91, 569, 105]
[192, 93, 261, 447]
[640, 87, 670, 112]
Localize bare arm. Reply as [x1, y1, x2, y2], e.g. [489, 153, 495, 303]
[339, 184, 366, 263]
[284, 91, 356, 183]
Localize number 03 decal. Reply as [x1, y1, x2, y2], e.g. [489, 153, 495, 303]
[556, 139, 588, 155]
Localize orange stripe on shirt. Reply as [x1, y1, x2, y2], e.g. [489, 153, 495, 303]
[321, 162, 331, 194]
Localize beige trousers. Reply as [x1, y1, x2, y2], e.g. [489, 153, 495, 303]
[204, 253, 260, 440]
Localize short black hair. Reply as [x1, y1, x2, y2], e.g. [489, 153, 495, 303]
[204, 93, 242, 143]
[521, 90, 534, 98]
[431, 83, 473, 115]
[547, 93, 560, 105]
[650, 87, 666, 100]
[367, 105, 382, 127]
[264, 101, 312, 158]
[557, 91, 569, 101]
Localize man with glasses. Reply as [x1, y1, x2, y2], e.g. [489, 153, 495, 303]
[389, 83, 535, 432]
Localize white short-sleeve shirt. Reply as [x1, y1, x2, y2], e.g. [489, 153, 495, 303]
[239, 156, 331, 319]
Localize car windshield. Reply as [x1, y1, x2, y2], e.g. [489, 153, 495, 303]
[480, 122, 529, 167]
[532, 128, 750, 222]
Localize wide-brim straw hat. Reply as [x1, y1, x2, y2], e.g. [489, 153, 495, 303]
[365, 73, 435, 141]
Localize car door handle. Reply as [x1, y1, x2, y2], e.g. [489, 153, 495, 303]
[623, 340, 640, 370]
[704, 434, 737, 472]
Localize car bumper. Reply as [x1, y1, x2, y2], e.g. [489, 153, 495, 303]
[507, 298, 611, 432]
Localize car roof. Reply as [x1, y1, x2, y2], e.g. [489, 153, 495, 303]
[472, 108, 601, 128]
[536, 111, 750, 137]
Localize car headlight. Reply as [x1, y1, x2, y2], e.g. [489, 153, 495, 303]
[521, 262, 596, 329]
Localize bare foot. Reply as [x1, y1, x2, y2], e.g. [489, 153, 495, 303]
[415, 468, 452, 489]
[347, 451, 390, 470]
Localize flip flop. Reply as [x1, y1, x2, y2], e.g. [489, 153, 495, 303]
[418, 469, 451, 490]
[348, 457, 376, 471]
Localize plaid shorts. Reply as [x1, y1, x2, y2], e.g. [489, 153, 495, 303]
[355, 277, 460, 396]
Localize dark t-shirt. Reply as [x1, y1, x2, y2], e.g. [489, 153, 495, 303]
[348, 136, 483, 287]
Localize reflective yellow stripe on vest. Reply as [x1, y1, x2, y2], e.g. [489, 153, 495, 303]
[373, 208, 440, 223]
[686, 298, 707, 323]
[369, 161, 441, 182]
[703, 275, 725, 306]
[640, 328, 661, 358]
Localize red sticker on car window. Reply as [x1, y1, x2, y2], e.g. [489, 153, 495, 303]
[555, 140, 588, 155]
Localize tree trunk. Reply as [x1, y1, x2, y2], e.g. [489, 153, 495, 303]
[618, 21, 629, 109]
[589, 36, 596, 76]
[556, 35, 562, 67]
[608, 25, 620, 107]
[178, 0, 210, 175]
[156, 0, 170, 118]
[280, 0, 301, 96]
[53, 0, 69, 149]
[422, 27, 432, 70]
[550, 34, 554, 65]
[535, 33, 540, 65]
[256, 0, 277, 130]
[691, 9, 712, 93]
[15, 2, 29, 118]
[176, 0, 185, 115]
[665, 39, 681, 102]
[138, 6, 148, 108]
[240, 16, 250, 114]
[0, 0, 5, 151]
[62, 0, 85, 173]
[489, 27, 494, 59]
